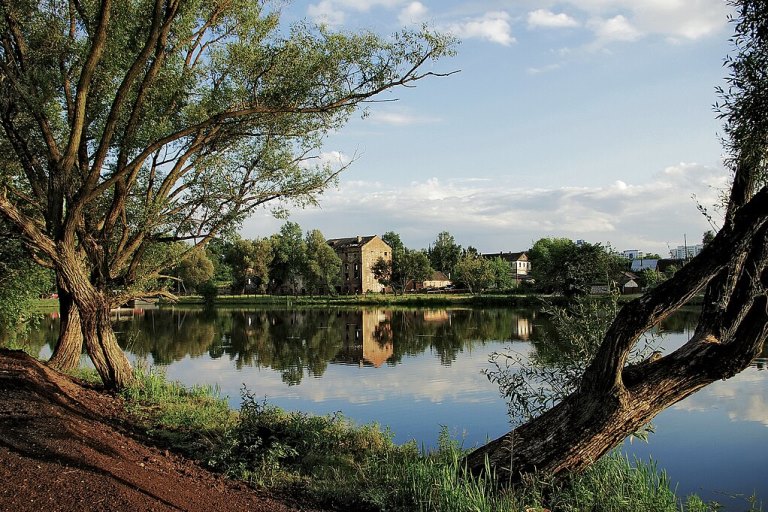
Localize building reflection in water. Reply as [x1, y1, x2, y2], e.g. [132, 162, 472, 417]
[513, 316, 532, 340]
[336, 309, 393, 368]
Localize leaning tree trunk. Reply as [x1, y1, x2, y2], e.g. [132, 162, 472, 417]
[47, 277, 83, 371]
[465, 188, 768, 482]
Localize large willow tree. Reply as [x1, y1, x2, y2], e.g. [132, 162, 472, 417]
[0, 0, 454, 388]
[465, 0, 768, 481]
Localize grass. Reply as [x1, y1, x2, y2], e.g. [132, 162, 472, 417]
[116, 365, 755, 512]
[120, 363, 237, 457]
[170, 291, 549, 309]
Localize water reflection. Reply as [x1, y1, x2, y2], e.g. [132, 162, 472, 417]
[22, 304, 768, 507]
[78, 307, 542, 385]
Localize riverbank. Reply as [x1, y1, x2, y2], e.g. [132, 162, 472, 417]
[0, 348, 735, 512]
[167, 292, 638, 308]
[0, 349, 324, 512]
[32, 291, 703, 312]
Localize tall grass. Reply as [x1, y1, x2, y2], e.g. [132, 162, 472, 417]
[120, 367, 753, 512]
[121, 363, 235, 456]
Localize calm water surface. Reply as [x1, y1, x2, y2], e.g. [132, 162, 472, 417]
[31, 305, 768, 508]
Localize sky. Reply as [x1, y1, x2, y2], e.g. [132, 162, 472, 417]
[241, 0, 735, 256]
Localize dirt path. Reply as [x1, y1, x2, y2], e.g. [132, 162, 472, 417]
[0, 349, 325, 512]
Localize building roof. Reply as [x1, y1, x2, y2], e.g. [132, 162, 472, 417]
[327, 235, 383, 250]
[630, 259, 658, 271]
[429, 271, 450, 282]
[482, 251, 528, 262]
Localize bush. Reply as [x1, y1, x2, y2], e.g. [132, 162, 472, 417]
[198, 280, 218, 307]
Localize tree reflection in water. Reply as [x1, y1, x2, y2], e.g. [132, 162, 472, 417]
[30, 306, 550, 385]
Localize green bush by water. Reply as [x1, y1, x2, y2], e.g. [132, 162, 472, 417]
[116, 365, 753, 512]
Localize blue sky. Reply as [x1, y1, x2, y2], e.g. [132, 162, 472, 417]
[242, 0, 734, 256]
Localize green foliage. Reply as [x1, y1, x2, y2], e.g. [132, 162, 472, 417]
[373, 234, 432, 294]
[118, 365, 737, 512]
[198, 281, 218, 307]
[206, 239, 235, 283]
[0, 0, 455, 311]
[528, 238, 629, 296]
[639, 268, 666, 289]
[225, 237, 274, 294]
[716, 0, 768, 195]
[208, 387, 396, 493]
[303, 229, 341, 295]
[427, 231, 462, 277]
[488, 257, 515, 290]
[487, 294, 660, 426]
[399, 249, 433, 290]
[121, 363, 235, 457]
[270, 222, 307, 294]
[453, 254, 494, 293]
[0, 234, 52, 344]
[372, 256, 395, 292]
[175, 247, 215, 293]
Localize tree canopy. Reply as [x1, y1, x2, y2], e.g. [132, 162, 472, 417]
[528, 238, 628, 296]
[428, 231, 461, 277]
[0, 0, 455, 387]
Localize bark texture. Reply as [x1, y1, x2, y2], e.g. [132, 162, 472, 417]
[47, 280, 83, 371]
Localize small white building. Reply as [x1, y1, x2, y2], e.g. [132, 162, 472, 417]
[670, 244, 703, 260]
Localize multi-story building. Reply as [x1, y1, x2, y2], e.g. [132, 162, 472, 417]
[327, 235, 392, 294]
[670, 244, 704, 260]
[621, 249, 644, 260]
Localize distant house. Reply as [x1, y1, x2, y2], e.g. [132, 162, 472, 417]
[482, 251, 532, 279]
[404, 270, 452, 292]
[423, 271, 451, 289]
[327, 235, 391, 294]
[619, 271, 640, 294]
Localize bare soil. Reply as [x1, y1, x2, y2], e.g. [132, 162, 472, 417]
[0, 349, 326, 512]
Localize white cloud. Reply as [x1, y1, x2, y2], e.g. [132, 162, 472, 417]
[561, 0, 728, 42]
[241, 161, 728, 254]
[307, 0, 408, 26]
[371, 109, 441, 126]
[527, 63, 562, 75]
[629, 0, 728, 41]
[527, 9, 579, 29]
[590, 15, 644, 43]
[673, 369, 768, 427]
[307, 0, 346, 27]
[444, 11, 515, 46]
[398, 1, 428, 25]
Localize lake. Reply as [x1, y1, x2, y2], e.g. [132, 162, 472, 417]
[29, 304, 768, 509]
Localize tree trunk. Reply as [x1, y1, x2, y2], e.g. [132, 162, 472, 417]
[464, 329, 764, 481]
[47, 278, 83, 371]
[465, 191, 768, 482]
[55, 245, 134, 390]
[78, 298, 134, 390]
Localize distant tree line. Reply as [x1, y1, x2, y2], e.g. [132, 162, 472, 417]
[166, 227, 705, 297]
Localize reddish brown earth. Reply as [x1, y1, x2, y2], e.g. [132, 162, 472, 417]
[0, 349, 325, 512]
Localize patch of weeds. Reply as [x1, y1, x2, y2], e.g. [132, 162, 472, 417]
[120, 363, 234, 457]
